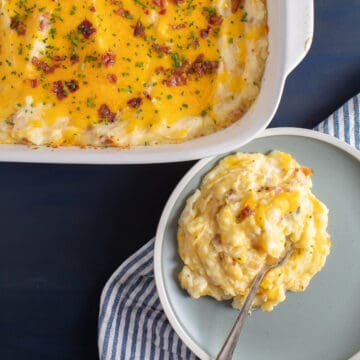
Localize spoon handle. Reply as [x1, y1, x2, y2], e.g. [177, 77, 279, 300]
[215, 268, 267, 360]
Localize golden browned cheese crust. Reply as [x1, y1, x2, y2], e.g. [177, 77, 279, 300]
[0, 0, 268, 147]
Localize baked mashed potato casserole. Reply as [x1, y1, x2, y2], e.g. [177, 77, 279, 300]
[0, 0, 267, 147]
[178, 151, 331, 311]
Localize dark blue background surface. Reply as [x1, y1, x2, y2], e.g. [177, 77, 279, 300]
[0, 1, 359, 359]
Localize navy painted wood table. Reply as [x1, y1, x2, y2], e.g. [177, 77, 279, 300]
[0, 1, 359, 359]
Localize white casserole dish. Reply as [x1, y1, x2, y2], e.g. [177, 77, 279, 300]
[0, 1, 313, 164]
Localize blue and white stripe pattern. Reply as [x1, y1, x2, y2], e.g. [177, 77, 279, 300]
[98, 95, 360, 360]
[98, 238, 197, 360]
[314, 94, 359, 150]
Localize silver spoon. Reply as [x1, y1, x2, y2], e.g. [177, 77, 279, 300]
[216, 245, 293, 360]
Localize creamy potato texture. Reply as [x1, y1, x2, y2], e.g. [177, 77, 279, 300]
[0, 0, 267, 147]
[178, 151, 331, 311]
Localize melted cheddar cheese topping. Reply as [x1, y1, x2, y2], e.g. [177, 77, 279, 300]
[0, 0, 267, 147]
[178, 151, 331, 311]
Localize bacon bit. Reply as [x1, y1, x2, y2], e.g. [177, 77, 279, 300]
[144, 8, 150, 15]
[127, 97, 143, 108]
[98, 104, 116, 122]
[53, 55, 67, 62]
[70, 54, 80, 64]
[231, 0, 243, 13]
[65, 79, 79, 93]
[190, 54, 218, 76]
[10, 16, 26, 35]
[155, 66, 165, 73]
[52, 81, 68, 100]
[179, 60, 191, 72]
[78, 19, 96, 39]
[162, 61, 188, 87]
[170, 23, 187, 30]
[38, 13, 50, 31]
[107, 73, 118, 84]
[143, 91, 152, 100]
[162, 55, 218, 87]
[116, 8, 132, 18]
[152, 0, 165, 7]
[31, 57, 60, 74]
[208, 14, 223, 26]
[31, 57, 41, 67]
[170, 0, 184, 4]
[101, 51, 116, 67]
[133, 21, 145, 37]
[29, 78, 39, 88]
[152, 43, 171, 54]
[238, 206, 253, 221]
[200, 27, 210, 39]
[162, 71, 188, 87]
[152, 0, 167, 14]
[90, 4, 96, 12]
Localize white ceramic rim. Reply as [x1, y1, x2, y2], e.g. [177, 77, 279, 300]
[0, 1, 314, 164]
[154, 127, 360, 360]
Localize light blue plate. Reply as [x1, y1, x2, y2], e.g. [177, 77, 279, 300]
[154, 128, 360, 360]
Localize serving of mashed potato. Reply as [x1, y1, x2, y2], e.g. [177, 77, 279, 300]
[178, 151, 331, 311]
[0, 0, 268, 147]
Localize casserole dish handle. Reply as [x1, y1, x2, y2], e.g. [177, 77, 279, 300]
[284, 0, 314, 75]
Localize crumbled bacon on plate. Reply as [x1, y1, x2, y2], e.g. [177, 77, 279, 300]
[127, 97, 143, 108]
[52, 81, 68, 100]
[162, 54, 218, 86]
[200, 27, 210, 39]
[10, 16, 26, 35]
[53, 55, 67, 62]
[116, 8, 132, 18]
[152, 43, 171, 54]
[65, 79, 79, 93]
[152, 0, 165, 7]
[162, 71, 189, 87]
[133, 21, 145, 37]
[155, 66, 165, 73]
[170, 23, 187, 30]
[98, 104, 116, 122]
[32, 57, 60, 74]
[78, 19, 96, 39]
[106, 73, 118, 83]
[190, 54, 218, 76]
[208, 14, 223, 26]
[29, 78, 39, 88]
[101, 51, 116, 67]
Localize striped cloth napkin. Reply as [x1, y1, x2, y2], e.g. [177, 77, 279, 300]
[98, 94, 360, 360]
